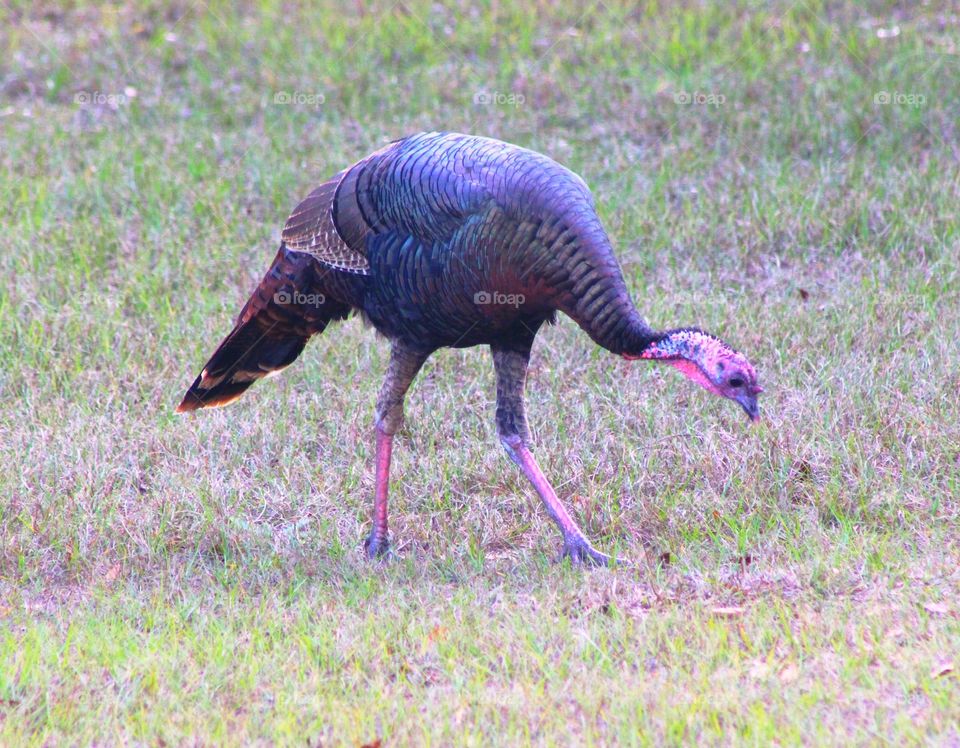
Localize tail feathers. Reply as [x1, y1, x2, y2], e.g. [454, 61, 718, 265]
[176, 245, 347, 413]
[175, 323, 309, 412]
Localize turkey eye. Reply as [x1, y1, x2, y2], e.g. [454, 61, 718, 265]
[729, 377, 744, 388]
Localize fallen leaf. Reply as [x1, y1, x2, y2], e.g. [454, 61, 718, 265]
[923, 602, 950, 615]
[748, 659, 770, 679]
[426, 625, 447, 644]
[712, 606, 746, 618]
[885, 626, 905, 641]
[779, 663, 799, 682]
[931, 661, 953, 678]
[791, 459, 814, 482]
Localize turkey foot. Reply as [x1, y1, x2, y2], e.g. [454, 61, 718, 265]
[558, 535, 623, 568]
[363, 531, 393, 560]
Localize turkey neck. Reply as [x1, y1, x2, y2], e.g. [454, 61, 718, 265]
[548, 232, 663, 357]
[567, 293, 664, 357]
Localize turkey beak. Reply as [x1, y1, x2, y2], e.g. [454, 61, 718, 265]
[736, 392, 760, 422]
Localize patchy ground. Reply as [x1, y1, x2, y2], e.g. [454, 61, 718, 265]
[1, 1, 958, 744]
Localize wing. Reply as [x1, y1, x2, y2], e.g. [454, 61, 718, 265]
[280, 134, 491, 274]
[331, 132, 499, 254]
[281, 170, 370, 275]
[283, 132, 596, 276]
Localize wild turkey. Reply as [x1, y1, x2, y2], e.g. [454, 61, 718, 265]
[177, 132, 761, 566]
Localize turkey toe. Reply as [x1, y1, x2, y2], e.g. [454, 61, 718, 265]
[363, 533, 393, 561]
[558, 537, 617, 568]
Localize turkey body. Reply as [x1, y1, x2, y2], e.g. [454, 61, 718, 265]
[177, 132, 760, 565]
[281, 131, 644, 354]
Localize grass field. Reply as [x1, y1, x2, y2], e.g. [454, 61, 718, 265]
[2, 0, 959, 744]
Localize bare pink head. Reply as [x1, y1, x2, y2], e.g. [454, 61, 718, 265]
[628, 328, 762, 421]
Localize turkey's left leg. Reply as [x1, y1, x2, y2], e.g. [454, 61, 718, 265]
[364, 342, 429, 559]
[491, 343, 615, 567]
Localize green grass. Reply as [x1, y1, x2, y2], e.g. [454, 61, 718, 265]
[1, 0, 958, 744]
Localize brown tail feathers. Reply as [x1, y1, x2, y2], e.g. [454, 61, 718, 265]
[176, 246, 348, 412]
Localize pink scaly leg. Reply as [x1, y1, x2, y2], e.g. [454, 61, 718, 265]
[500, 435, 615, 567]
[492, 341, 622, 567]
[364, 426, 393, 558]
[501, 435, 583, 537]
[364, 343, 428, 560]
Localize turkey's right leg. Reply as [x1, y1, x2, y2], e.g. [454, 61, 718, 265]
[491, 344, 616, 567]
[364, 343, 428, 559]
